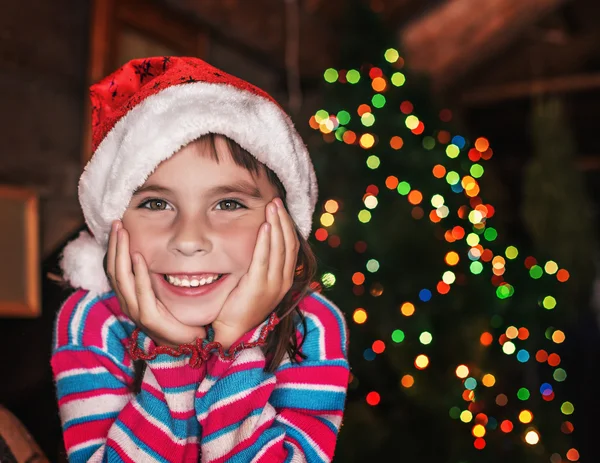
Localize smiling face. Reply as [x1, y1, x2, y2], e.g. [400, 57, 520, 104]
[121, 135, 279, 327]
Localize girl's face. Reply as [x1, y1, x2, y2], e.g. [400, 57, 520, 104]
[121, 137, 279, 327]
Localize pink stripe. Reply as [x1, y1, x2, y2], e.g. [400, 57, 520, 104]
[81, 308, 121, 347]
[117, 403, 196, 460]
[63, 417, 114, 450]
[151, 363, 206, 388]
[52, 349, 131, 382]
[276, 364, 348, 385]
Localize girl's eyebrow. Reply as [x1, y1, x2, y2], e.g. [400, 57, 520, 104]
[132, 185, 173, 196]
[132, 181, 263, 199]
[206, 181, 263, 199]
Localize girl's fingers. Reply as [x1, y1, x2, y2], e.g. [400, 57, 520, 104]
[247, 221, 271, 283]
[267, 202, 285, 283]
[275, 198, 300, 281]
[131, 252, 159, 327]
[115, 228, 139, 318]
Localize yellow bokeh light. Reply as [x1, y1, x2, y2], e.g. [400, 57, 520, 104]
[456, 365, 469, 379]
[445, 251, 460, 266]
[466, 233, 480, 246]
[405, 115, 419, 130]
[401, 302, 415, 316]
[519, 410, 533, 424]
[472, 424, 486, 438]
[415, 354, 429, 370]
[460, 410, 473, 423]
[353, 308, 367, 324]
[545, 261, 559, 274]
[324, 199, 339, 214]
[359, 133, 375, 149]
[320, 213, 334, 227]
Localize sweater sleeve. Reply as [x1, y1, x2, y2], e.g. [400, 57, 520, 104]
[52, 290, 206, 463]
[195, 292, 350, 463]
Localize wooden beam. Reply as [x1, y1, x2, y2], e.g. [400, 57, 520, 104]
[401, 0, 567, 90]
[460, 73, 600, 105]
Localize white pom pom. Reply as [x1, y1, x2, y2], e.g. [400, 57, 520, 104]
[59, 230, 112, 295]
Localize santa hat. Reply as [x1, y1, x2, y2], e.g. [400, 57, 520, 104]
[60, 56, 318, 295]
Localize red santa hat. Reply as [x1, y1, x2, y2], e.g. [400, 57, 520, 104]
[60, 56, 318, 295]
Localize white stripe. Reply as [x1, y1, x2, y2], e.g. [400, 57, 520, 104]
[275, 383, 346, 393]
[61, 392, 131, 423]
[56, 366, 107, 380]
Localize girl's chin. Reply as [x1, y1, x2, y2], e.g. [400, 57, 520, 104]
[159, 300, 221, 327]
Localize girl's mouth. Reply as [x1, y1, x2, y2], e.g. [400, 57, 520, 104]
[158, 273, 229, 297]
[162, 273, 224, 288]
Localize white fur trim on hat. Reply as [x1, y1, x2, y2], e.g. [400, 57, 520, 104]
[59, 230, 112, 295]
[63, 82, 317, 293]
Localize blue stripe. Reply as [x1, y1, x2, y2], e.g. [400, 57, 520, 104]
[113, 420, 172, 463]
[163, 382, 198, 394]
[270, 388, 347, 412]
[276, 358, 348, 371]
[202, 407, 263, 444]
[69, 442, 103, 463]
[57, 371, 125, 396]
[63, 411, 120, 431]
[137, 391, 200, 439]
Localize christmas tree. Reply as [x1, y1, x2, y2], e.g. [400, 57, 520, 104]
[306, 5, 583, 462]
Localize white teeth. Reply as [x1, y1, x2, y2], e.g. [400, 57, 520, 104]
[165, 274, 221, 288]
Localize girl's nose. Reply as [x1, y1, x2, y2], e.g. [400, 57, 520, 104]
[169, 215, 212, 256]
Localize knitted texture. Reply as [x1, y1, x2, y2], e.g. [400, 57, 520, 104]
[52, 290, 349, 462]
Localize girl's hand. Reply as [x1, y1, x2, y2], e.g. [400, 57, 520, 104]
[212, 198, 299, 349]
[106, 220, 207, 347]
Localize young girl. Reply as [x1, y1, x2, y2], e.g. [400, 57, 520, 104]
[51, 57, 350, 463]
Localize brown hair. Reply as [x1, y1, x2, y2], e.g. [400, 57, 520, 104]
[129, 134, 317, 391]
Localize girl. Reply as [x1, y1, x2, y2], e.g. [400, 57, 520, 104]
[51, 57, 350, 463]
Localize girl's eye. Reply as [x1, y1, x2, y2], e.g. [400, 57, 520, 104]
[216, 199, 245, 211]
[139, 199, 171, 211]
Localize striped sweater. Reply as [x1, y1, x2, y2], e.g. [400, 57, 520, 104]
[52, 289, 350, 462]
